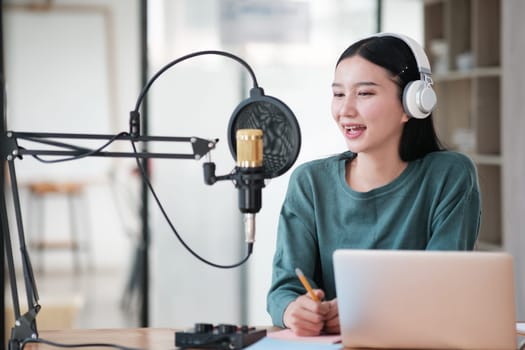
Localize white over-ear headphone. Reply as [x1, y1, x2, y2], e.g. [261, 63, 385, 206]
[374, 32, 437, 119]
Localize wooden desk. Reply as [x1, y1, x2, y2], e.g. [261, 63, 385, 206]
[20, 328, 177, 350]
[19, 327, 525, 350]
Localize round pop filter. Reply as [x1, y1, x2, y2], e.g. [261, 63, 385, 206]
[227, 87, 301, 179]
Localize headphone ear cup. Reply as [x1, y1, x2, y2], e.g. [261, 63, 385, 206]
[403, 80, 437, 119]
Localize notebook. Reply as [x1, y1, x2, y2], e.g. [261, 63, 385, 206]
[333, 249, 517, 350]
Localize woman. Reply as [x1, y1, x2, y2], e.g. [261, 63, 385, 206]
[266, 33, 481, 336]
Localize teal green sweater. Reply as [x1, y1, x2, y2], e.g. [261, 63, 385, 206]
[266, 151, 481, 327]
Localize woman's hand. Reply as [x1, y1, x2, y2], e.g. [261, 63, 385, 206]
[283, 289, 330, 336]
[322, 298, 340, 334]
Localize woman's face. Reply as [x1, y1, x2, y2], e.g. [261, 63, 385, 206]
[331, 55, 409, 156]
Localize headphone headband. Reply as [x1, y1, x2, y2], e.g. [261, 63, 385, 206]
[373, 32, 432, 76]
[371, 32, 437, 119]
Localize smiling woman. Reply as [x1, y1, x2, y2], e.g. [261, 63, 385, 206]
[266, 33, 481, 337]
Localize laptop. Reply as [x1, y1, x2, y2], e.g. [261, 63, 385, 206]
[333, 249, 517, 350]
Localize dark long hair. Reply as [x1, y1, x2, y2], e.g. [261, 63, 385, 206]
[336, 35, 444, 161]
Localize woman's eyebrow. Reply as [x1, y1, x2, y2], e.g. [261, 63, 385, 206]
[331, 81, 380, 88]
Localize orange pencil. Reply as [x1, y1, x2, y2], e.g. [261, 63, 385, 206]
[295, 267, 320, 302]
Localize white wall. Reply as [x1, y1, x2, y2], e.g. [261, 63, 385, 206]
[382, 0, 423, 44]
[4, 0, 140, 270]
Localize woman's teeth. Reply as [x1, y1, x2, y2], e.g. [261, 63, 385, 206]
[346, 125, 366, 132]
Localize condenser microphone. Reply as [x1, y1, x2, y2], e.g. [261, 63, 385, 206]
[235, 129, 264, 244]
[228, 87, 301, 246]
[203, 85, 301, 251]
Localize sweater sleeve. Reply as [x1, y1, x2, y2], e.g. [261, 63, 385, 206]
[266, 165, 320, 327]
[426, 153, 481, 250]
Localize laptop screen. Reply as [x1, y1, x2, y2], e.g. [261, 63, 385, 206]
[333, 249, 517, 350]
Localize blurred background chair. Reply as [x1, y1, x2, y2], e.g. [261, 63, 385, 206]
[26, 181, 91, 274]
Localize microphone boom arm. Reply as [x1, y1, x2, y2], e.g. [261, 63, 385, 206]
[1, 129, 217, 350]
[5, 131, 216, 160]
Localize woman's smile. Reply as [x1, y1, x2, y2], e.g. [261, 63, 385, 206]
[343, 124, 367, 138]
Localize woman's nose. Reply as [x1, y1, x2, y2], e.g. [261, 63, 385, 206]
[339, 96, 357, 116]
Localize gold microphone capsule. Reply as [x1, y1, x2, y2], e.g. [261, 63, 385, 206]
[236, 129, 263, 168]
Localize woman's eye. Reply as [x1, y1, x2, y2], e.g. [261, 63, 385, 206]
[357, 91, 374, 96]
[333, 92, 344, 98]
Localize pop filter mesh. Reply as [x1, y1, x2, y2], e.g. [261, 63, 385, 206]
[230, 99, 301, 178]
